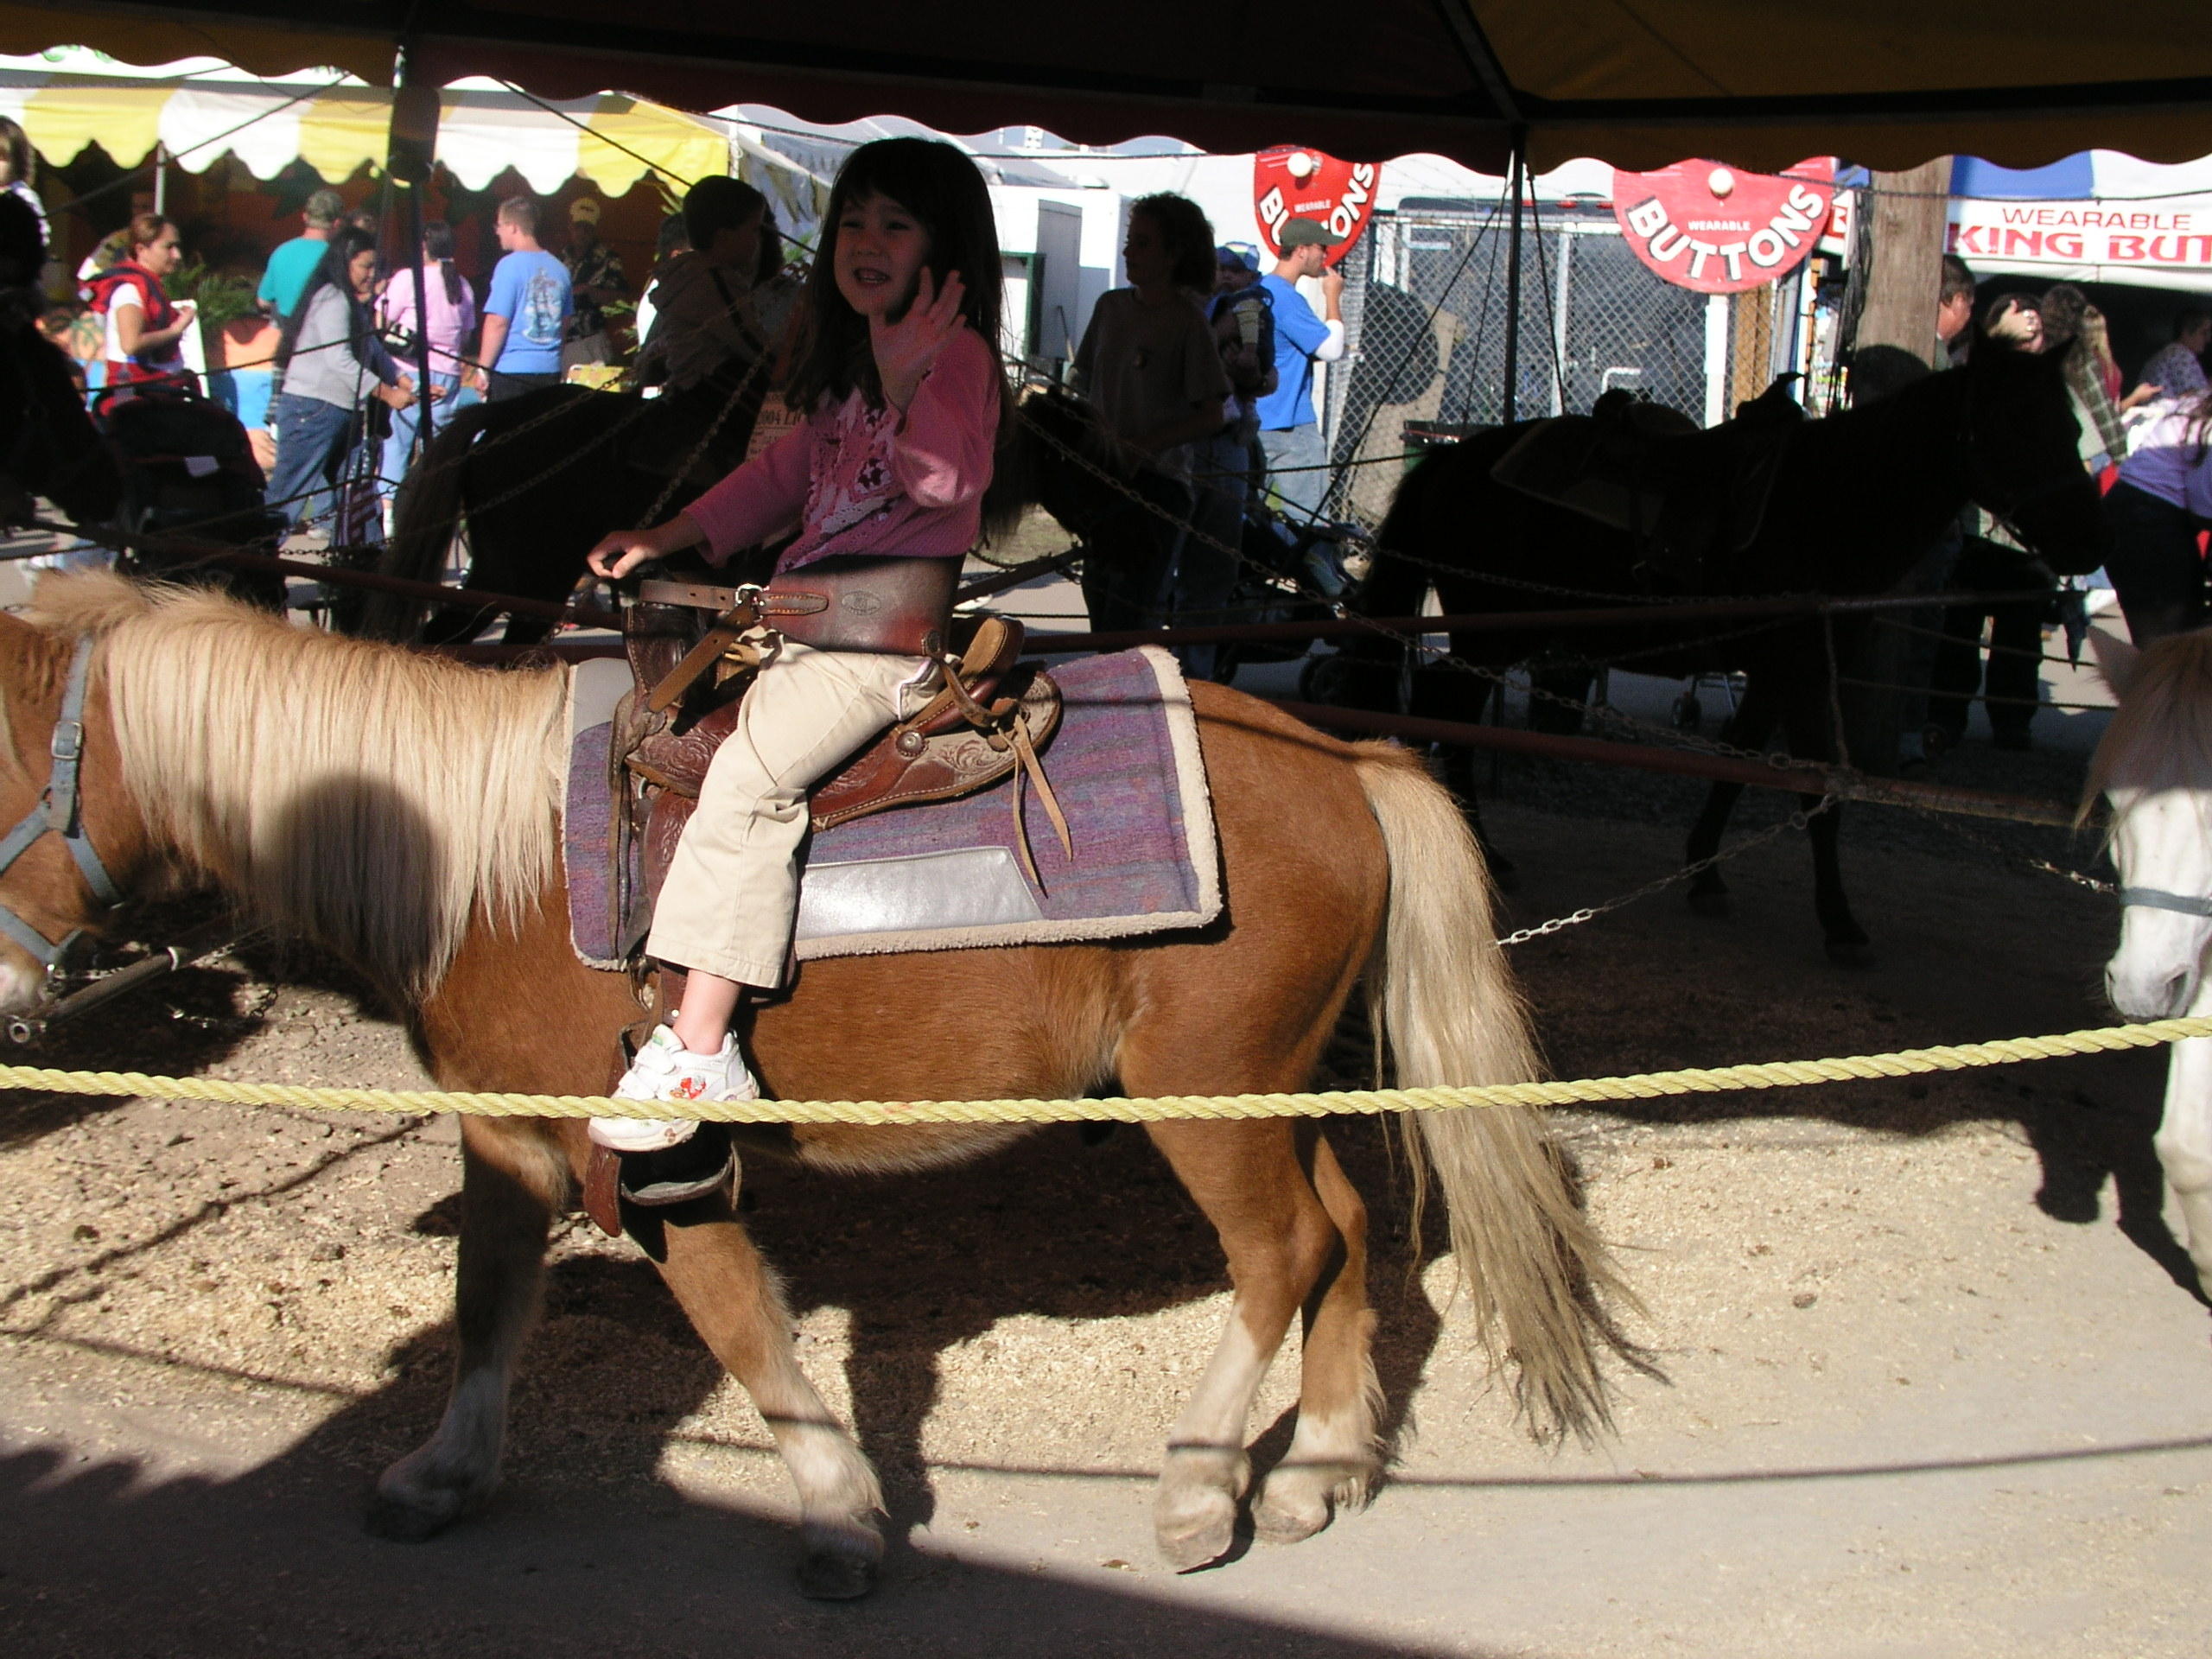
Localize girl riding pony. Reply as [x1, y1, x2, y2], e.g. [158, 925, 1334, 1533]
[586, 137, 1010, 1203]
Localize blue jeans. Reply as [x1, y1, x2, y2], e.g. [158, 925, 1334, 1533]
[1259, 423, 1328, 521]
[1173, 430, 1253, 681]
[380, 371, 461, 503]
[266, 391, 361, 531]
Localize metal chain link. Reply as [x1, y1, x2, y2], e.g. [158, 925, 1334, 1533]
[1497, 799, 1831, 944]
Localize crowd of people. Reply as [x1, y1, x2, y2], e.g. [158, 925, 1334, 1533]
[37, 170, 849, 562]
[1885, 256, 2212, 764]
[1067, 190, 1359, 659]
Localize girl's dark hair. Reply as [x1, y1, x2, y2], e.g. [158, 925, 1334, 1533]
[276, 225, 378, 372]
[0, 117, 31, 184]
[1130, 193, 1217, 293]
[423, 219, 461, 308]
[786, 137, 1005, 415]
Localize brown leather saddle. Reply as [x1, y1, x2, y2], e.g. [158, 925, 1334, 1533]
[1491, 381, 1803, 587]
[581, 556, 1068, 1236]
[610, 555, 1067, 967]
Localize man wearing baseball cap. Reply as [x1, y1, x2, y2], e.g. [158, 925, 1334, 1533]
[563, 194, 627, 370]
[1256, 218, 1347, 524]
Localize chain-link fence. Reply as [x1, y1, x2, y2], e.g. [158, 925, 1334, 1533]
[1319, 200, 1808, 531]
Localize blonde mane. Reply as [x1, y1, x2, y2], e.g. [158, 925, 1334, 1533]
[29, 574, 568, 1001]
[2086, 629, 2212, 826]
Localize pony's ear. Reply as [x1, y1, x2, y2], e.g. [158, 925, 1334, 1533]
[2087, 626, 2140, 699]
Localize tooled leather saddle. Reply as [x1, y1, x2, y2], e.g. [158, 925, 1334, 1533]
[581, 558, 1069, 1236]
[609, 556, 1068, 967]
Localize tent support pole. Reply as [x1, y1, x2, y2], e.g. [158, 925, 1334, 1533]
[391, 42, 438, 449]
[1502, 130, 1525, 424]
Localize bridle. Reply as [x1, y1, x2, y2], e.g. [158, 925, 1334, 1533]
[0, 635, 122, 977]
[2119, 887, 2212, 919]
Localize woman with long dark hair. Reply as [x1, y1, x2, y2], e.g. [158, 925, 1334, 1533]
[374, 220, 474, 504]
[265, 225, 415, 539]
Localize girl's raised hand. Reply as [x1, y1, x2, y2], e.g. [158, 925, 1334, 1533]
[873, 267, 966, 410]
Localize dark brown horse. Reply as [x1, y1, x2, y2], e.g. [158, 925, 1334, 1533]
[1328, 344, 2102, 961]
[0, 574, 1641, 1597]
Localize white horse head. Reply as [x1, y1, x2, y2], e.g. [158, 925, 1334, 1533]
[2089, 628, 2212, 1020]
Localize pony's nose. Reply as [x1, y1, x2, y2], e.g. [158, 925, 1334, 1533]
[2107, 963, 2194, 1020]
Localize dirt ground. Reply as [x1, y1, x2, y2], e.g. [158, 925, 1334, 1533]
[3, 687, 2209, 1656]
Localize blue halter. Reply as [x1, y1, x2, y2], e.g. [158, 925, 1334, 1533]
[2119, 887, 2212, 918]
[0, 635, 122, 972]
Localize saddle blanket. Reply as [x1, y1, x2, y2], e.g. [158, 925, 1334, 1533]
[562, 645, 1222, 969]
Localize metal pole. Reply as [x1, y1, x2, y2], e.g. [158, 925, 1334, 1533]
[406, 179, 434, 447]
[1501, 135, 1525, 423]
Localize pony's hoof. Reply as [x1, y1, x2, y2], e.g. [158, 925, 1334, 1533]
[796, 1545, 878, 1601]
[367, 1449, 494, 1541]
[1250, 1480, 1332, 1546]
[1824, 937, 1873, 968]
[1687, 888, 1731, 918]
[796, 1519, 881, 1600]
[1154, 1448, 1246, 1571]
[364, 1483, 475, 1542]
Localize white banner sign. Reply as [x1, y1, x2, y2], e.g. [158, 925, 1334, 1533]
[1948, 197, 2212, 283]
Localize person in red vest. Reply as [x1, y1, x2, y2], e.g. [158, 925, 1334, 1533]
[84, 212, 195, 396]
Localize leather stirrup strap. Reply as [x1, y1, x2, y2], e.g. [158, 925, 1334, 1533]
[1007, 711, 1072, 891]
[648, 601, 757, 714]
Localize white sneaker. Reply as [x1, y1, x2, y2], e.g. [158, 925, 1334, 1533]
[592, 1023, 760, 1152]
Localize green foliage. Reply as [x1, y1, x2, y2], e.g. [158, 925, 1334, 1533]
[165, 258, 258, 331]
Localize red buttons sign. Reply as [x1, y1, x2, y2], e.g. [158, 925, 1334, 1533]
[1613, 159, 1835, 294]
[1254, 148, 1382, 268]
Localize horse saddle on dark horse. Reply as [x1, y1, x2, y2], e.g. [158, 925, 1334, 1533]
[1491, 380, 1804, 587]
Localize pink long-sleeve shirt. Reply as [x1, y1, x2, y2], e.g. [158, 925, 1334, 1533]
[684, 324, 1001, 574]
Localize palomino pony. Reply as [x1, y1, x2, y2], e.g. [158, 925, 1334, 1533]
[2088, 627, 2212, 1300]
[1331, 343, 2102, 961]
[0, 573, 1642, 1597]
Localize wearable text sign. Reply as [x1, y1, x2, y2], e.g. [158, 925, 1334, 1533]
[1613, 159, 1835, 295]
[1253, 147, 1382, 268]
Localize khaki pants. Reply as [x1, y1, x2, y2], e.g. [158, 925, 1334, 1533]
[648, 638, 936, 988]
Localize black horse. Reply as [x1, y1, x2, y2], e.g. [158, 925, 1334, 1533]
[365, 375, 777, 645]
[368, 379, 1158, 644]
[0, 310, 285, 607]
[1325, 342, 2102, 962]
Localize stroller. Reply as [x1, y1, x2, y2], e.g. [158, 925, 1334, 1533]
[93, 381, 289, 607]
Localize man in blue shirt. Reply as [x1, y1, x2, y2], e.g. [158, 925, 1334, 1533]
[1255, 218, 1347, 522]
[468, 196, 572, 402]
[257, 188, 343, 321]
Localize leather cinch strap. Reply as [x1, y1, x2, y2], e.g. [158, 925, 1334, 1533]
[0, 635, 123, 969]
[2119, 887, 2212, 918]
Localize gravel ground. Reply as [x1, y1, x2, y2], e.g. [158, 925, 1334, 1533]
[3, 686, 2209, 1656]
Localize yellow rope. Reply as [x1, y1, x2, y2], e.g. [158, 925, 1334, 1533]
[2, 1016, 2206, 1125]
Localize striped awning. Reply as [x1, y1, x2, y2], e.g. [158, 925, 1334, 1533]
[1, 68, 733, 194]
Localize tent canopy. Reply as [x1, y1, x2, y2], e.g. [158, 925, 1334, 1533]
[0, 59, 733, 194]
[4, 0, 2209, 173]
